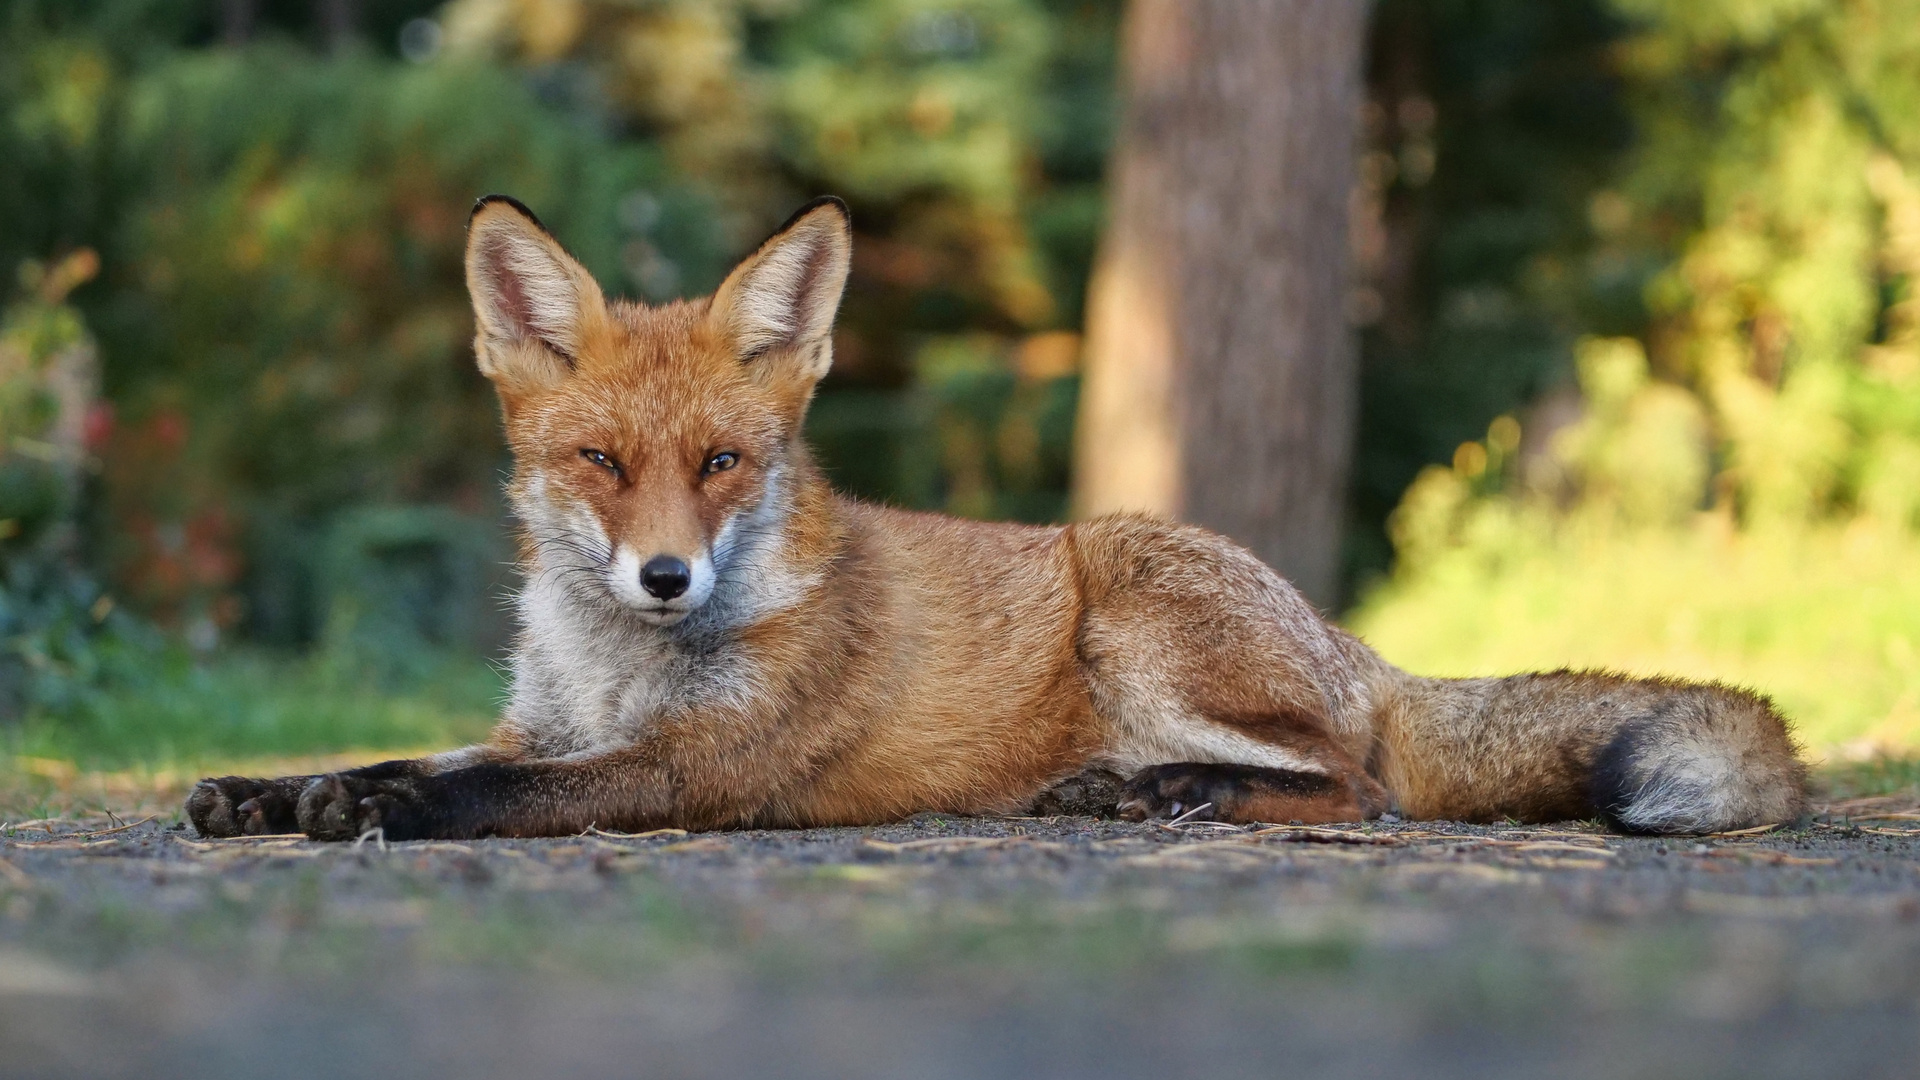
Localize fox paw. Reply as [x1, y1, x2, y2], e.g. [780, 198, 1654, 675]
[1117, 762, 1377, 825]
[296, 774, 430, 841]
[186, 776, 306, 837]
[1117, 763, 1241, 822]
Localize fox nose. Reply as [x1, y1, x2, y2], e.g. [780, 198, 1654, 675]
[639, 555, 691, 600]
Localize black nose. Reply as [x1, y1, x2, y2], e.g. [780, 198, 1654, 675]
[639, 555, 691, 600]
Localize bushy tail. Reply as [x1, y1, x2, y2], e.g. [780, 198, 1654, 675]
[1371, 669, 1807, 834]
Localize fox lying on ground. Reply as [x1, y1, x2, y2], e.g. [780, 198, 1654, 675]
[187, 196, 1806, 841]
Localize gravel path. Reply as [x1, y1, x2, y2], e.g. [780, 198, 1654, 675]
[3, 812, 1918, 1079]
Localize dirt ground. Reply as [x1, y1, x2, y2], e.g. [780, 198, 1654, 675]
[2, 808, 1918, 1080]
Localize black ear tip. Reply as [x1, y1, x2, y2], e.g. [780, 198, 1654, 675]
[777, 195, 851, 235]
[470, 194, 549, 233]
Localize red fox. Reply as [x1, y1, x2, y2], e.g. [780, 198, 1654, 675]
[187, 196, 1806, 841]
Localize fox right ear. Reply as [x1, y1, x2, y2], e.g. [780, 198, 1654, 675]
[465, 195, 608, 393]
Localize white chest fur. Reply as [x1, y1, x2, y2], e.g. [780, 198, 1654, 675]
[505, 575, 762, 756]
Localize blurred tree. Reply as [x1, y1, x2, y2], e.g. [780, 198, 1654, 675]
[1074, 0, 1368, 606]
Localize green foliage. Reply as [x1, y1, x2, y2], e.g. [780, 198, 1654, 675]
[1820, 753, 1920, 802]
[1352, 0, 1638, 581]
[0, 251, 147, 721]
[1355, 0, 1920, 754]
[775, 0, 1051, 209]
[1610, 0, 1920, 528]
[768, 0, 1113, 514]
[314, 506, 510, 680]
[807, 333, 1078, 521]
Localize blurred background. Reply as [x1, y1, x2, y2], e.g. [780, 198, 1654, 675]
[1, 0, 1916, 803]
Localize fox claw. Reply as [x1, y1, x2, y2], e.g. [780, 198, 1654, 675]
[296, 773, 439, 841]
[232, 797, 278, 835]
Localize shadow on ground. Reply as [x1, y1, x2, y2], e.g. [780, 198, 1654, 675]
[2, 812, 1918, 1079]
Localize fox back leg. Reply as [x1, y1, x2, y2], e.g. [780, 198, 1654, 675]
[1067, 516, 1385, 824]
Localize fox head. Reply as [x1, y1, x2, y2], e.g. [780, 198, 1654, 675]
[465, 195, 851, 628]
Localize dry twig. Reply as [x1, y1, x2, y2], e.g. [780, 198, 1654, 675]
[584, 826, 688, 840]
[80, 816, 154, 838]
[1250, 826, 1404, 846]
[1710, 822, 1788, 837]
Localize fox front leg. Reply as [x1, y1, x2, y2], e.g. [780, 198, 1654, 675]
[296, 751, 674, 841]
[189, 755, 477, 838]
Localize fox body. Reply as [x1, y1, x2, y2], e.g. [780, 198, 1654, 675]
[188, 197, 1806, 841]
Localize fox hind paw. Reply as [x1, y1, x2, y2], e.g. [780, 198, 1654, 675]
[1117, 763, 1238, 823]
[1117, 762, 1380, 826]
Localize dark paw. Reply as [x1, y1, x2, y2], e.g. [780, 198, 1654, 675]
[186, 776, 306, 837]
[296, 773, 428, 841]
[1117, 763, 1237, 822]
[1116, 762, 1369, 825]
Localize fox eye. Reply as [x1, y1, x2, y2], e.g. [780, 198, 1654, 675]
[581, 449, 619, 474]
[703, 451, 740, 475]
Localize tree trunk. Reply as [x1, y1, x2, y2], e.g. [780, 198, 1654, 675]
[1074, 0, 1367, 607]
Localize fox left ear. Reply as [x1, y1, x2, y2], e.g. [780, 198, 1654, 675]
[708, 197, 852, 385]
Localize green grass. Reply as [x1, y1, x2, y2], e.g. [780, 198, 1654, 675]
[1818, 754, 1920, 801]
[1, 647, 499, 818]
[11, 648, 499, 771]
[1348, 519, 1920, 758]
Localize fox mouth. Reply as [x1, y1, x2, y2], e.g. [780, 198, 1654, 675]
[631, 603, 694, 627]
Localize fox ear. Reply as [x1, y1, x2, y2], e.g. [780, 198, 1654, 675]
[465, 195, 607, 392]
[708, 197, 852, 385]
